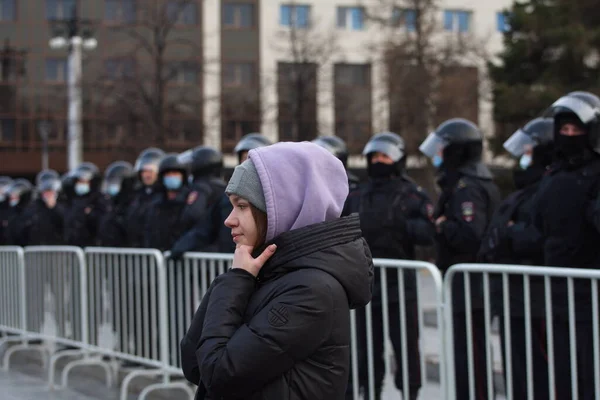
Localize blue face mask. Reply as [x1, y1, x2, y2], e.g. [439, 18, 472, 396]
[519, 154, 532, 170]
[9, 198, 18, 207]
[432, 155, 443, 168]
[163, 176, 183, 191]
[75, 182, 90, 196]
[107, 183, 120, 197]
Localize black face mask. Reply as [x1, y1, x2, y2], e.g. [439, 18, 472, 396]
[554, 134, 589, 163]
[368, 162, 396, 179]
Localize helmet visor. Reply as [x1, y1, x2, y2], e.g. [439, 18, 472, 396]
[362, 140, 404, 162]
[551, 96, 599, 124]
[419, 132, 448, 158]
[503, 129, 537, 157]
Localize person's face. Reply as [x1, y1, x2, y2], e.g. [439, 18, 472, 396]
[225, 195, 259, 248]
[370, 152, 394, 165]
[141, 167, 158, 186]
[239, 151, 249, 163]
[560, 123, 585, 137]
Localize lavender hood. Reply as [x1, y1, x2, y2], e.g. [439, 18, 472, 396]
[248, 142, 349, 241]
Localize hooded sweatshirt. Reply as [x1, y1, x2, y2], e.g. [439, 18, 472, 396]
[181, 142, 373, 400]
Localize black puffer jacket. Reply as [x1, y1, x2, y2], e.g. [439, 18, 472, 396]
[181, 215, 373, 400]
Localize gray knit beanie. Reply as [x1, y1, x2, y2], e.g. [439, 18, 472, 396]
[225, 158, 267, 213]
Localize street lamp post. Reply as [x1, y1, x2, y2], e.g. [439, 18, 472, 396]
[48, 5, 97, 171]
[39, 121, 51, 170]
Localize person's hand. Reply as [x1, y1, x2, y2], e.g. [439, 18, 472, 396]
[435, 216, 447, 233]
[232, 244, 277, 277]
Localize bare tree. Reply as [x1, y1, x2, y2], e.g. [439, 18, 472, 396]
[93, 0, 206, 153]
[363, 0, 491, 154]
[268, 8, 341, 141]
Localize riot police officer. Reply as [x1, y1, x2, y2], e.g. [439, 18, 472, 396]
[127, 148, 165, 247]
[345, 132, 435, 400]
[533, 91, 600, 399]
[98, 161, 136, 247]
[19, 170, 64, 246]
[59, 171, 76, 206]
[4, 179, 33, 245]
[170, 146, 235, 258]
[479, 117, 554, 399]
[144, 154, 191, 251]
[0, 176, 13, 244]
[63, 162, 109, 247]
[233, 133, 272, 164]
[312, 135, 360, 191]
[419, 118, 500, 400]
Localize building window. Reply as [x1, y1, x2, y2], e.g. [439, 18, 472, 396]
[392, 8, 416, 32]
[0, 118, 15, 141]
[223, 3, 254, 29]
[337, 7, 364, 30]
[45, 58, 68, 82]
[335, 64, 370, 87]
[497, 11, 510, 33]
[0, 0, 15, 21]
[167, 1, 197, 26]
[280, 4, 310, 28]
[46, 0, 76, 20]
[104, 58, 135, 80]
[105, 0, 136, 24]
[223, 62, 255, 87]
[168, 62, 198, 84]
[443, 10, 472, 33]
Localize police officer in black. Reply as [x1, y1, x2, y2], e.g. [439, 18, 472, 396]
[312, 135, 361, 191]
[0, 176, 13, 244]
[4, 179, 33, 245]
[19, 170, 64, 246]
[345, 132, 435, 400]
[234, 132, 272, 164]
[143, 154, 192, 251]
[126, 148, 165, 247]
[419, 118, 500, 400]
[59, 172, 76, 207]
[64, 162, 109, 247]
[479, 117, 554, 400]
[170, 146, 235, 258]
[533, 91, 600, 400]
[98, 161, 136, 247]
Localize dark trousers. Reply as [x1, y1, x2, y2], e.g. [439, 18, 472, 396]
[499, 316, 549, 400]
[347, 300, 421, 400]
[452, 311, 491, 400]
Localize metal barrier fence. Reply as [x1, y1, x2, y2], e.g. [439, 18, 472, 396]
[0, 247, 25, 336]
[445, 263, 600, 400]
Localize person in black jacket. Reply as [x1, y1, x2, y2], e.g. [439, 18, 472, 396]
[343, 132, 434, 400]
[4, 179, 33, 246]
[479, 117, 554, 400]
[419, 118, 501, 400]
[0, 176, 13, 244]
[20, 170, 64, 246]
[180, 142, 373, 400]
[63, 162, 109, 247]
[144, 154, 192, 251]
[98, 161, 136, 247]
[533, 91, 600, 400]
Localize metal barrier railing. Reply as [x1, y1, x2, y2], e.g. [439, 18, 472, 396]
[445, 263, 600, 400]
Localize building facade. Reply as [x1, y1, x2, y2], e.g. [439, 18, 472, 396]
[0, 0, 513, 175]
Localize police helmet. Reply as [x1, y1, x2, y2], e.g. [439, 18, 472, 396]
[234, 133, 272, 156]
[419, 118, 483, 167]
[103, 161, 134, 195]
[503, 118, 554, 157]
[0, 176, 13, 202]
[363, 132, 405, 162]
[158, 153, 188, 178]
[312, 136, 349, 167]
[545, 91, 600, 154]
[8, 178, 33, 206]
[134, 147, 165, 174]
[60, 172, 76, 202]
[72, 162, 102, 192]
[36, 169, 61, 193]
[189, 146, 223, 178]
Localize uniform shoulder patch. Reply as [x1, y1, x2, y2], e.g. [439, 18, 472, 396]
[187, 191, 199, 205]
[461, 201, 474, 222]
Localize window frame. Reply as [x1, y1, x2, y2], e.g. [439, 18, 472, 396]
[223, 3, 255, 29]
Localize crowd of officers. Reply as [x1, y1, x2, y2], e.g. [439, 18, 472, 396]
[1, 90, 599, 399]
